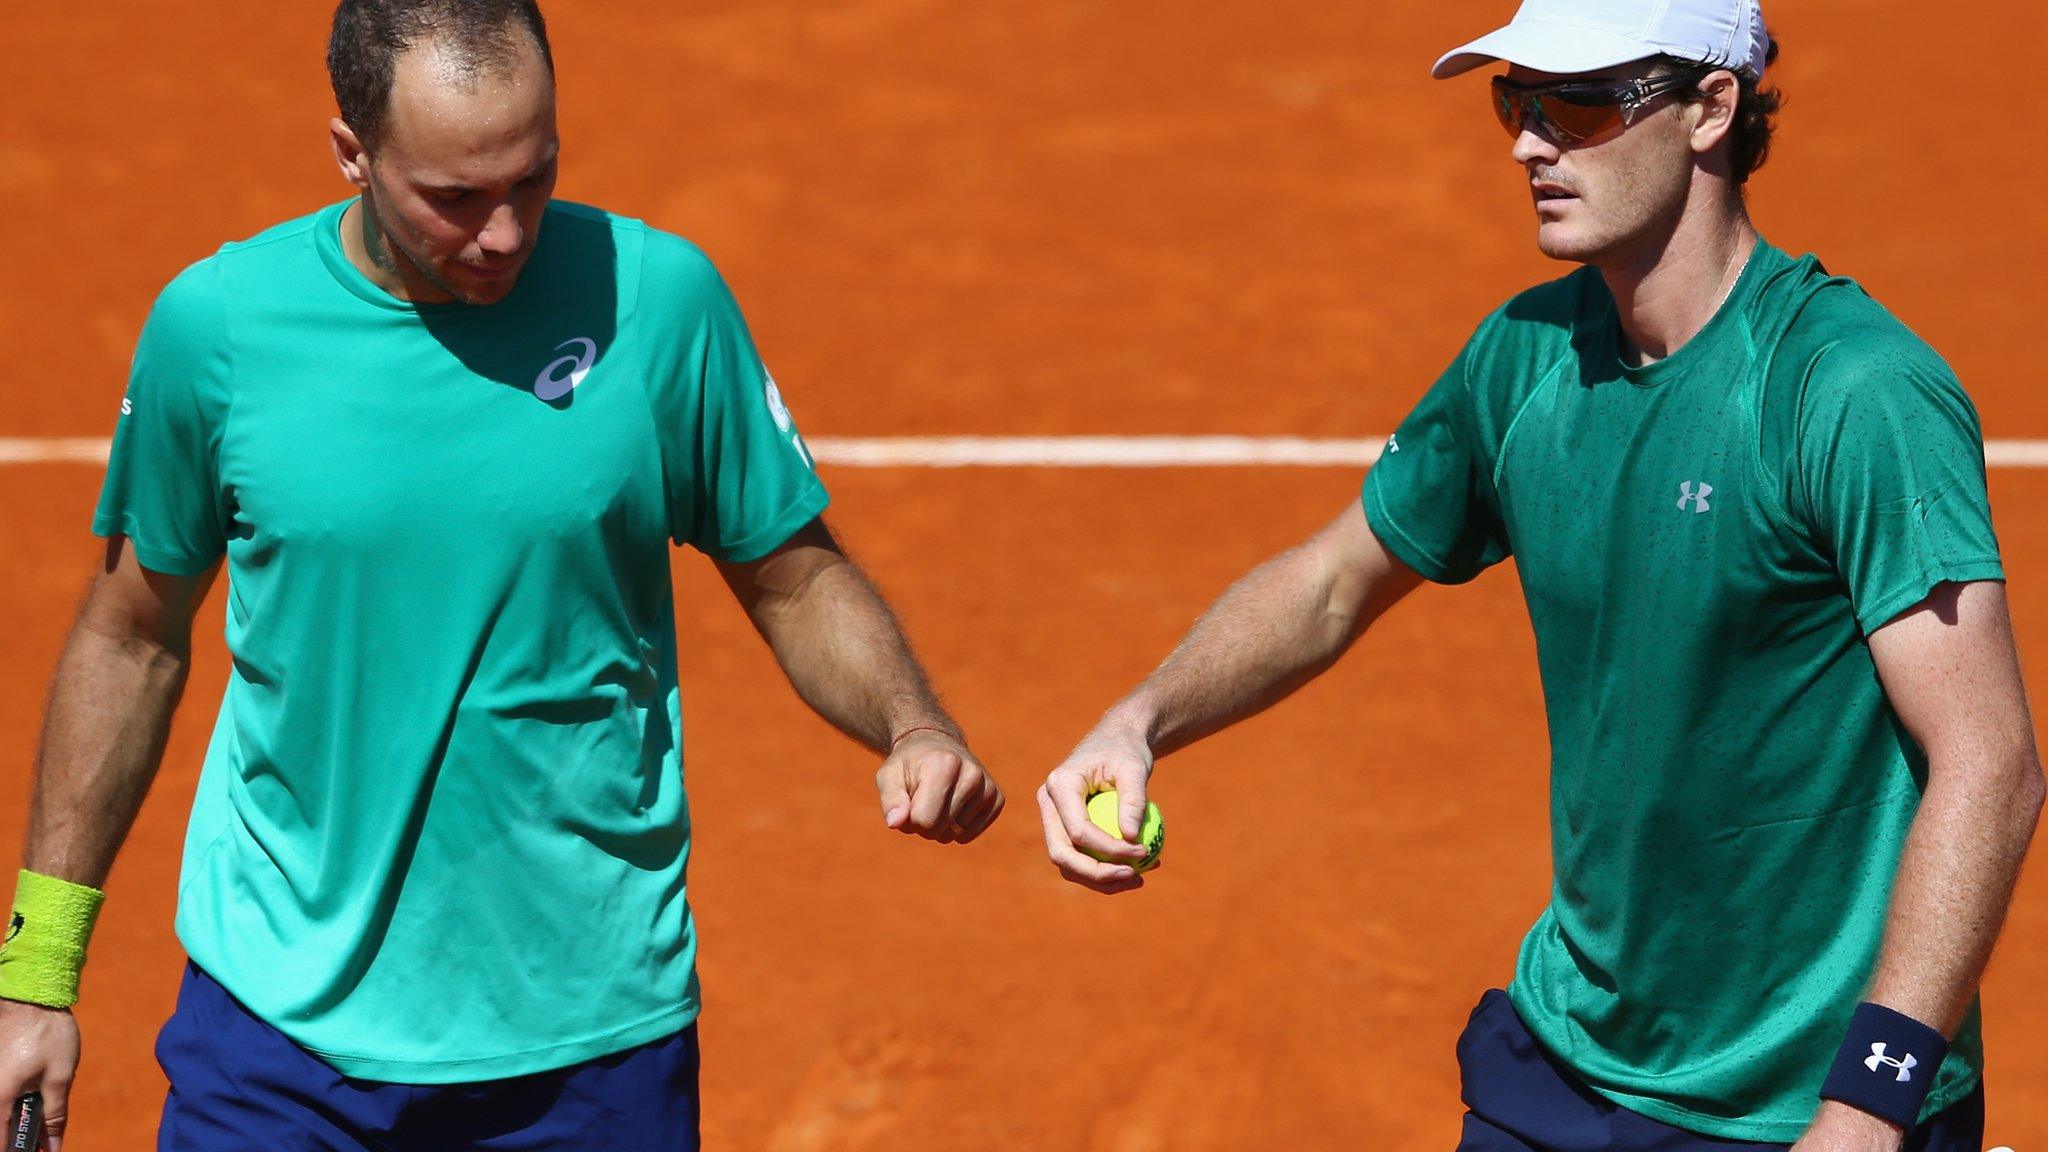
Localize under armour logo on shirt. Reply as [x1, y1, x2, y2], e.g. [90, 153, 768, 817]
[1676, 481, 1713, 514]
[1864, 1043, 1917, 1082]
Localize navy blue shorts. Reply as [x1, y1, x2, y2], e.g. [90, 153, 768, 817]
[156, 964, 701, 1152]
[1454, 989, 1984, 1152]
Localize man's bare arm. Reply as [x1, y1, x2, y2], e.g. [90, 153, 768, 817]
[1038, 500, 1424, 891]
[0, 537, 216, 1148]
[1120, 499, 1423, 758]
[1863, 581, 2044, 1026]
[27, 538, 216, 885]
[1797, 580, 2045, 1148]
[715, 518, 1002, 843]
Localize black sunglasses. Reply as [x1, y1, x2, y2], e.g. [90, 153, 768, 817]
[1491, 71, 1707, 144]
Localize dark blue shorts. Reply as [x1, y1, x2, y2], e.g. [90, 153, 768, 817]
[156, 964, 701, 1152]
[1455, 989, 1983, 1152]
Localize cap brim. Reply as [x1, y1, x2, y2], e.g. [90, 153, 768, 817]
[1431, 20, 1663, 80]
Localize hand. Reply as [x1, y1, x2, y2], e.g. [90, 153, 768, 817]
[875, 730, 1003, 843]
[0, 998, 80, 1152]
[1038, 721, 1156, 893]
[1790, 1101, 1906, 1152]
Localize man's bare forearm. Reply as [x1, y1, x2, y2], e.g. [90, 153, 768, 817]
[733, 547, 958, 755]
[1107, 509, 1416, 758]
[25, 617, 191, 887]
[1865, 747, 2044, 1035]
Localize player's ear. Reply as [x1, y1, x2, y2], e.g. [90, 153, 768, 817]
[1687, 70, 1739, 157]
[330, 117, 371, 190]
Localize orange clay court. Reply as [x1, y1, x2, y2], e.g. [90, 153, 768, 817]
[2, 2, 2045, 1149]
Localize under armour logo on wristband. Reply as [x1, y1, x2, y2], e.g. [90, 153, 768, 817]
[1864, 1043, 1917, 1081]
[1824, 1003, 1943, 1125]
[2, 913, 20, 948]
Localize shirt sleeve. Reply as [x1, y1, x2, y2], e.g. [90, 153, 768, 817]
[1793, 340, 2003, 634]
[1361, 333, 1511, 584]
[642, 236, 829, 561]
[91, 260, 232, 576]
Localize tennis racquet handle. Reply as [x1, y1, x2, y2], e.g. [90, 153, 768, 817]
[7, 1093, 39, 1152]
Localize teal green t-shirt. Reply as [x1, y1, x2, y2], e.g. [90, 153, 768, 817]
[94, 199, 828, 1081]
[1363, 242, 2002, 1140]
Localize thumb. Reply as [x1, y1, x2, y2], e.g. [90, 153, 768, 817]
[38, 1086, 67, 1152]
[1116, 773, 1150, 842]
[877, 762, 912, 829]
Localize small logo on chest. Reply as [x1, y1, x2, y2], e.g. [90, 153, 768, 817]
[534, 337, 599, 402]
[1676, 481, 1714, 514]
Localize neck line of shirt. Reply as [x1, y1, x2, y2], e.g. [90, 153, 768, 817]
[1607, 239, 1783, 389]
[315, 199, 490, 317]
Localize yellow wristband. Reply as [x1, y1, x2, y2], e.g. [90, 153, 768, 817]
[0, 870, 106, 1009]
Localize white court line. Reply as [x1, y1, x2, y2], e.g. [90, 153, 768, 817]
[808, 435, 1389, 467]
[4, 435, 2048, 468]
[0, 438, 118, 465]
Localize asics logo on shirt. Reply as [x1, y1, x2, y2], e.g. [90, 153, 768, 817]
[1864, 1043, 1917, 1082]
[534, 337, 599, 401]
[764, 371, 814, 468]
[764, 372, 794, 433]
[1676, 481, 1713, 514]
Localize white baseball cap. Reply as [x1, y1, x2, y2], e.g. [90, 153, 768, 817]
[1432, 0, 1770, 81]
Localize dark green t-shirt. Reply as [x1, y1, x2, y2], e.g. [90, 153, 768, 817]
[1363, 241, 2001, 1139]
[94, 199, 828, 1081]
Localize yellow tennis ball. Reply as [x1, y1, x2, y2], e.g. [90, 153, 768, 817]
[1085, 789, 1164, 873]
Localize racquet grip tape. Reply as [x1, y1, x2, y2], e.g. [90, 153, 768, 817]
[8, 1093, 39, 1152]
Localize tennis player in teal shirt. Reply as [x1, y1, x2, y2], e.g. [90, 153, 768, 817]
[1040, 1, 2042, 1148]
[0, 2, 1003, 1148]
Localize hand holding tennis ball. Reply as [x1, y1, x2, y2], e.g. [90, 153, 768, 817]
[1084, 790, 1163, 873]
[1037, 726, 1160, 891]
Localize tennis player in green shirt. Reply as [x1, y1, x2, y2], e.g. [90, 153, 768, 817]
[1040, 1, 2042, 1148]
[0, 2, 1002, 1148]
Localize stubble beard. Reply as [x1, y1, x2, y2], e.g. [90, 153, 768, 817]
[362, 194, 483, 305]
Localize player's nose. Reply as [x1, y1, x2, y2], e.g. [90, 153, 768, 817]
[477, 204, 524, 256]
[1512, 128, 1558, 166]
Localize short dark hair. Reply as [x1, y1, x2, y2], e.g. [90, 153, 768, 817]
[328, 0, 555, 150]
[1659, 36, 1784, 185]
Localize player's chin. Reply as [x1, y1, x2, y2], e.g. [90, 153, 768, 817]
[448, 261, 526, 304]
[1532, 220, 1607, 264]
